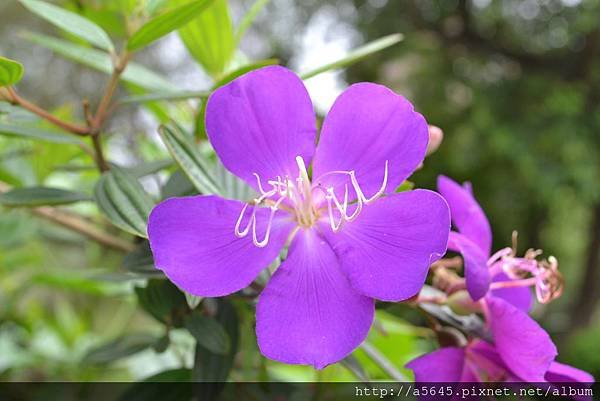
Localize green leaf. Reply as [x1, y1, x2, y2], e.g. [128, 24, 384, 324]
[122, 241, 164, 277]
[127, 0, 216, 51]
[161, 169, 196, 199]
[23, 32, 176, 92]
[185, 313, 230, 355]
[0, 187, 90, 207]
[299, 33, 404, 80]
[0, 122, 86, 145]
[158, 124, 221, 195]
[341, 355, 370, 382]
[135, 279, 190, 327]
[396, 180, 415, 192]
[125, 159, 173, 178]
[120, 90, 209, 104]
[234, 0, 270, 46]
[83, 333, 159, 364]
[19, 0, 114, 52]
[0, 56, 24, 87]
[185, 292, 203, 309]
[176, 0, 235, 78]
[212, 59, 278, 89]
[94, 166, 155, 237]
[213, 159, 255, 201]
[152, 334, 170, 353]
[32, 271, 118, 296]
[117, 369, 192, 401]
[192, 299, 238, 400]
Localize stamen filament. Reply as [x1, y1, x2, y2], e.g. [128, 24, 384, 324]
[235, 156, 389, 246]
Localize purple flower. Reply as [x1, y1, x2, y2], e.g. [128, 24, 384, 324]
[147, 66, 450, 368]
[408, 295, 564, 383]
[406, 339, 593, 383]
[438, 175, 563, 306]
[406, 176, 594, 387]
[407, 296, 593, 386]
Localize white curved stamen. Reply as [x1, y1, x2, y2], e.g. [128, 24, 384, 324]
[252, 195, 286, 247]
[362, 160, 389, 204]
[235, 156, 389, 246]
[325, 195, 345, 232]
[234, 203, 252, 238]
[254, 173, 270, 196]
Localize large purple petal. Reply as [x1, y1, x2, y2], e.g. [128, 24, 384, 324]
[490, 272, 533, 312]
[544, 363, 595, 401]
[486, 296, 557, 382]
[312, 83, 428, 200]
[437, 175, 492, 256]
[205, 66, 317, 191]
[323, 190, 449, 301]
[406, 347, 466, 382]
[256, 228, 374, 369]
[147, 195, 293, 297]
[545, 362, 595, 383]
[448, 232, 491, 301]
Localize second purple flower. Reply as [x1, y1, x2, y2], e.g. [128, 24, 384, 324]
[147, 66, 450, 368]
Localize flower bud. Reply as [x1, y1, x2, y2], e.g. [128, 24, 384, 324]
[447, 290, 480, 316]
[426, 125, 444, 156]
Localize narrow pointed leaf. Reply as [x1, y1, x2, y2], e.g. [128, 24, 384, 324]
[185, 313, 230, 355]
[234, 0, 270, 46]
[117, 369, 193, 401]
[19, 0, 114, 51]
[299, 33, 404, 79]
[83, 334, 159, 364]
[122, 241, 164, 277]
[0, 56, 24, 87]
[213, 59, 279, 89]
[127, 0, 216, 51]
[193, 300, 238, 400]
[0, 187, 90, 207]
[0, 123, 85, 145]
[135, 279, 189, 327]
[125, 159, 174, 178]
[94, 166, 155, 237]
[120, 90, 209, 104]
[176, 0, 234, 78]
[23, 33, 176, 92]
[158, 124, 221, 195]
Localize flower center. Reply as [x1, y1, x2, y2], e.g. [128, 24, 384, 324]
[487, 239, 563, 304]
[233, 156, 389, 248]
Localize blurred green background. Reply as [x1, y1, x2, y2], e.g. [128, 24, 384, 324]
[0, 0, 599, 385]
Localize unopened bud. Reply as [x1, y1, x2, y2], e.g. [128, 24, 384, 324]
[426, 125, 444, 156]
[447, 290, 480, 316]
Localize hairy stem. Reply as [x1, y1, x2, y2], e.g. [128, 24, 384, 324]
[91, 53, 131, 133]
[32, 206, 135, 252]
[5, 87, 89, 135]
